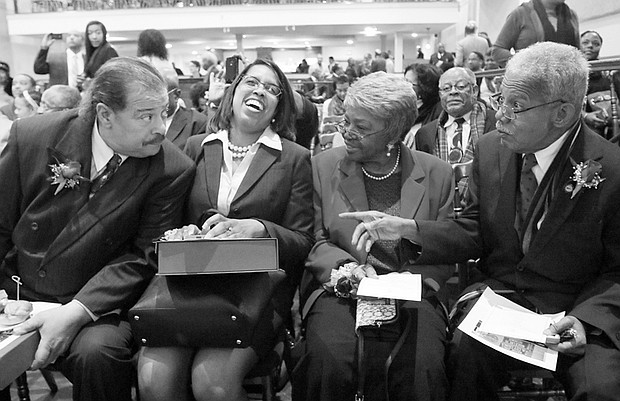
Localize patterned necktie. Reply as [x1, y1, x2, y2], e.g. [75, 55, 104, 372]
[91, 154, 121, 194]
[448, 117, 466, 164]
[452, 117, 466, 149]
[519, 153, 538, 223]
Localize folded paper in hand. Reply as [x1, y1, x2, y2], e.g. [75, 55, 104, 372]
[458, 287, 564, 370]
[357, 273, 421, 301]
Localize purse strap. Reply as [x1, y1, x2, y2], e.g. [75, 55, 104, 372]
[355, 304, 413, 401]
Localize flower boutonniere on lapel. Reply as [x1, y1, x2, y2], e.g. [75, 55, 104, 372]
[47, 148, 89, 195]
[565, 158, 606, 199]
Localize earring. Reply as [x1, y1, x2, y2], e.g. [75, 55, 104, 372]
[386, 143, 394, 157]
[271, 118, 276, 123]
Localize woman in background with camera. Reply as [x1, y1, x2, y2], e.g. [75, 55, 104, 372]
[137, 58, 314, 401]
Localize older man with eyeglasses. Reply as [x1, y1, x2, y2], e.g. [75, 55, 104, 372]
[415, 67, 496, 207]
[408, 41, 620, 401]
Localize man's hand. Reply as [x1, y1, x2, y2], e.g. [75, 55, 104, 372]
[13, 302, 92, 370]
[40, 33, 55, 50]
[202, 213, 267, 239]
[339, 211, 418, 252]
[543, 315, 587, 357]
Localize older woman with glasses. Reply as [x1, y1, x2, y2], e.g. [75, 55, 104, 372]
[295, 72, 454, 401]
[137, 59, 314, 401]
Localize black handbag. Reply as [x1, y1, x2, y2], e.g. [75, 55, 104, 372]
[129, 270, 286, 348]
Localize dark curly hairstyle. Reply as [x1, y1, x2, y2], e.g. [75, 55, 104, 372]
[404, 63, 442, 104]
[137, 29, 169, 60]
[208, 58, 296, 141]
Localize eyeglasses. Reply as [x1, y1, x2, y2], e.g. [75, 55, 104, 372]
[240, 75, 282, 97]
[439, 82, 472, 94]
[335, 120, 386, 141]
[489, 94, 564, 121]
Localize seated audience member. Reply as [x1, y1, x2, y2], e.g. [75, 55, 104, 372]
[344, 58, 359, 82]
[79, 20, 118, 91]
[14, 90, 42, 120]
[189, 82, 209, 113]
[0, 57, 195, 401]
[38, 85, 81, 113]
[579, 30, 620, 139]
[138, 59, 313, 401]
[466, 51, 495, 102]
[0, 62, 12, 108]
[296, 58, 309, 74]
[34, 31, 85, 89]
[317, 75, 349, 151]
[430, 42, 455, 72]
[401, 42, 620, 401]
[416, 67, 496, 207]
[163, 73, 208, 149]
[295, 72, 454, 401]
[188, 60, 202, 78]
[0, 73, 36, 120]
[402, 63, 443, 147]
[492, 0, 579, 67]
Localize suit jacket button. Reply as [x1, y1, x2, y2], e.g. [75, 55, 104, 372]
[516, 265, 524, 272]
[31, 222, 39, 231]
[38, 270, 47, 278]
[232, 208, 240, 215]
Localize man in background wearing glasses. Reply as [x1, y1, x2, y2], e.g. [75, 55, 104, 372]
[415, 67, 496, 207]
[405, 42, 620, 400]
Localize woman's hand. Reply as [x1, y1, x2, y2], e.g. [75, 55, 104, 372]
[207, 71, 227, 104]
[339, 211, 418, 253]
[202, 213, 267, 239]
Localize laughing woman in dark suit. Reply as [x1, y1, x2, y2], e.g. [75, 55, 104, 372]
[137, 58, 314, 401]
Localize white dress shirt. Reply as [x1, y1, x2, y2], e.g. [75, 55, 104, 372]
[66, 49, 84, 89]
[201, 127, 282, 216]
[444, 111, 472, 151]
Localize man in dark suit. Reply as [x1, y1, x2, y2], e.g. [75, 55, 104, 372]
[412, 42, 620, 400]
[429, 42, 455, 72]
[34, 31, 85, 89]
[0, 57, 195, 401]
[164, 73, 207, 149]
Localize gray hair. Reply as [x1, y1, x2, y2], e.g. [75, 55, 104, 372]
[43, 85, 81, 110]
[80, 57, 166, 117]
[344, 71, 417, 141]
[505, 42, 588, 110]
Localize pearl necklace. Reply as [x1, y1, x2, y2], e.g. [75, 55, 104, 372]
[361, 146, 401, 181]
[228, 141, 253, 159]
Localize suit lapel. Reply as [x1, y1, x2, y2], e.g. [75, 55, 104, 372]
[203, 141, 223, 207]
[166, 108, 189, 144]
[233, 144, 278, 203]
[528, 127, 599, 253]
[43, 155, 151, 265]
[493, 143, 516, 222]
[400, 145, 426, 219]
[338, 156, 369, 212]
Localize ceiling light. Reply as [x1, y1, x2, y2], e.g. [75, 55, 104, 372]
[192, 51, 198, 55]
[411, 33, 418, 38]
[165, 44, 172, 49]
[346, 39, 354, 45]
[361, 27, 380, 37]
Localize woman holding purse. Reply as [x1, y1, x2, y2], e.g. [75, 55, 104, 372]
[137, 58, 314, 401]
[296, 72, 454, 401]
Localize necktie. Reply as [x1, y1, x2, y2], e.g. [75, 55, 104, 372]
[449, 117, 466, 164]
[91, 154, 121, 194]
[519, 153, 538, 223]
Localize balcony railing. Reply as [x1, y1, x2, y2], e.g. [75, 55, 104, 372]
[21, 0, 454, 13]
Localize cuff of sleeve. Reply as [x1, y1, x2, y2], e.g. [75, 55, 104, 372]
[399, 238, 422, 265]
[70, 299, 98, 322]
